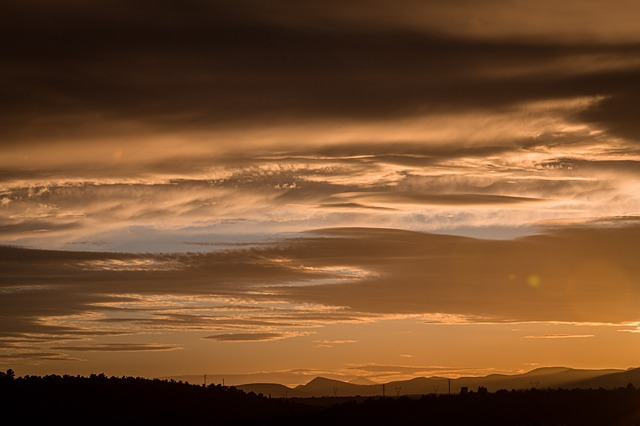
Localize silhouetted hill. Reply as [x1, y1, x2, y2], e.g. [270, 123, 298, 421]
[295, 376, 376, 396]
[2, 372, 639, 425]
[567, 367, 640, 389]
[236, 382, 310, 398]
[454, 367, 624, 392]
[238, 367, 635, 397]
[385, 376, 451, 395]
[0, 373, 315, 425]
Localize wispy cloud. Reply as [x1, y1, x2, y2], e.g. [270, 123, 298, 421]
[52, 343, 182, 352]
[203, 332, 310, 342]
[313, 339, 357, 348]
[617, 324, 640, 334]
[523, 334, 595, 339]
[346, 363, 517, 379]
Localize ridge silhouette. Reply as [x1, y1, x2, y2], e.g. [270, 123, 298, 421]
[1, 370, 639, 425]
[236, 366, 640, 397]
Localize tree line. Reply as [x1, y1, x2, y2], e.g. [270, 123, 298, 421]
[1, 370, 638, 425]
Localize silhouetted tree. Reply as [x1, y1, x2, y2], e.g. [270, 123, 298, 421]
[0, 369, 14, 381]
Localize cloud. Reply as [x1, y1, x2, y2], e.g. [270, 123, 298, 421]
[346, 363, 513, 379]
[331, 191, 543, 206]
[2, 0, 640, 155]
[3, 224, 640, 340]
[523, 334, 595, 339]
[51, 343, 181, 352]
[5, 137, 633, 251]
[0, 351, 82, 362]
[2, 1, 640, 376]
[0, 221, 640, 362]
[2, 224, 639, 358]
[203, 332, 307, 342]
[314, 339, 357, 344]
[348, 364, 438, 374]
[617, 325, 640, 334]
[313, 339, 357, 348]
[318, 203, 396, 211]
[277, 226, 640, 323]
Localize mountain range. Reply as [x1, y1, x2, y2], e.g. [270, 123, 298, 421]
[232, 367, 640, 398]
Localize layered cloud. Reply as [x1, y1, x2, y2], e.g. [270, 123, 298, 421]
[2, 1, 640, 249]
[2, 0, 640, 376]
[3, 131, 640, 250]
[2, 225, 639, 363]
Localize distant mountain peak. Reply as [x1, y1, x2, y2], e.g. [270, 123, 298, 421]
[295, 376, 348, 390]
[307, 376, 344, 385]
[348, 376, 377, 385]
[526, 366, 571, 375]
[239, 366, 638, 397]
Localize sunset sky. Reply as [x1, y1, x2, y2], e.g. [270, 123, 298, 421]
[1, 0, 639, 385]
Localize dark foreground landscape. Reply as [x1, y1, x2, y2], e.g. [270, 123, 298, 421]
[2, 371, 639, 425]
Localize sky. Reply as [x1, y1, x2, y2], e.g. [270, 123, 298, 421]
[1, 0, 640, 385]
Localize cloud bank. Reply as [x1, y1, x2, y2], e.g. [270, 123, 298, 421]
[1, 224, 639, 362]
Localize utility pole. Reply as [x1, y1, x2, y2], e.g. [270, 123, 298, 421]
[382, 384, 386, 397]
[204, 374, 207, 386]
[448, 378, 451, 395]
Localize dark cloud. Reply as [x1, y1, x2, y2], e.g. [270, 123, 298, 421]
[0, 220, 82, 235]
[0, 351, 81, 362]
[277, 226, 640, 323]
[577, 74, 640, 140]
[397, 173, 611, 201]
[330, 192, 543, 206]
[318, 203, 396, 211]
[2, 1, 640, 144]
[97, 314, 298, 330]
[302, 142, 521, 164]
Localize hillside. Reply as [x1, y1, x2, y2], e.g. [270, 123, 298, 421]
[237, 366, 639, 397]
[0, 373, 315, 425]
[1, 372, 638, 425]
[567, 367, 640, 389]
[235, 382, 310, 398]
[295, 376, 379, 397]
